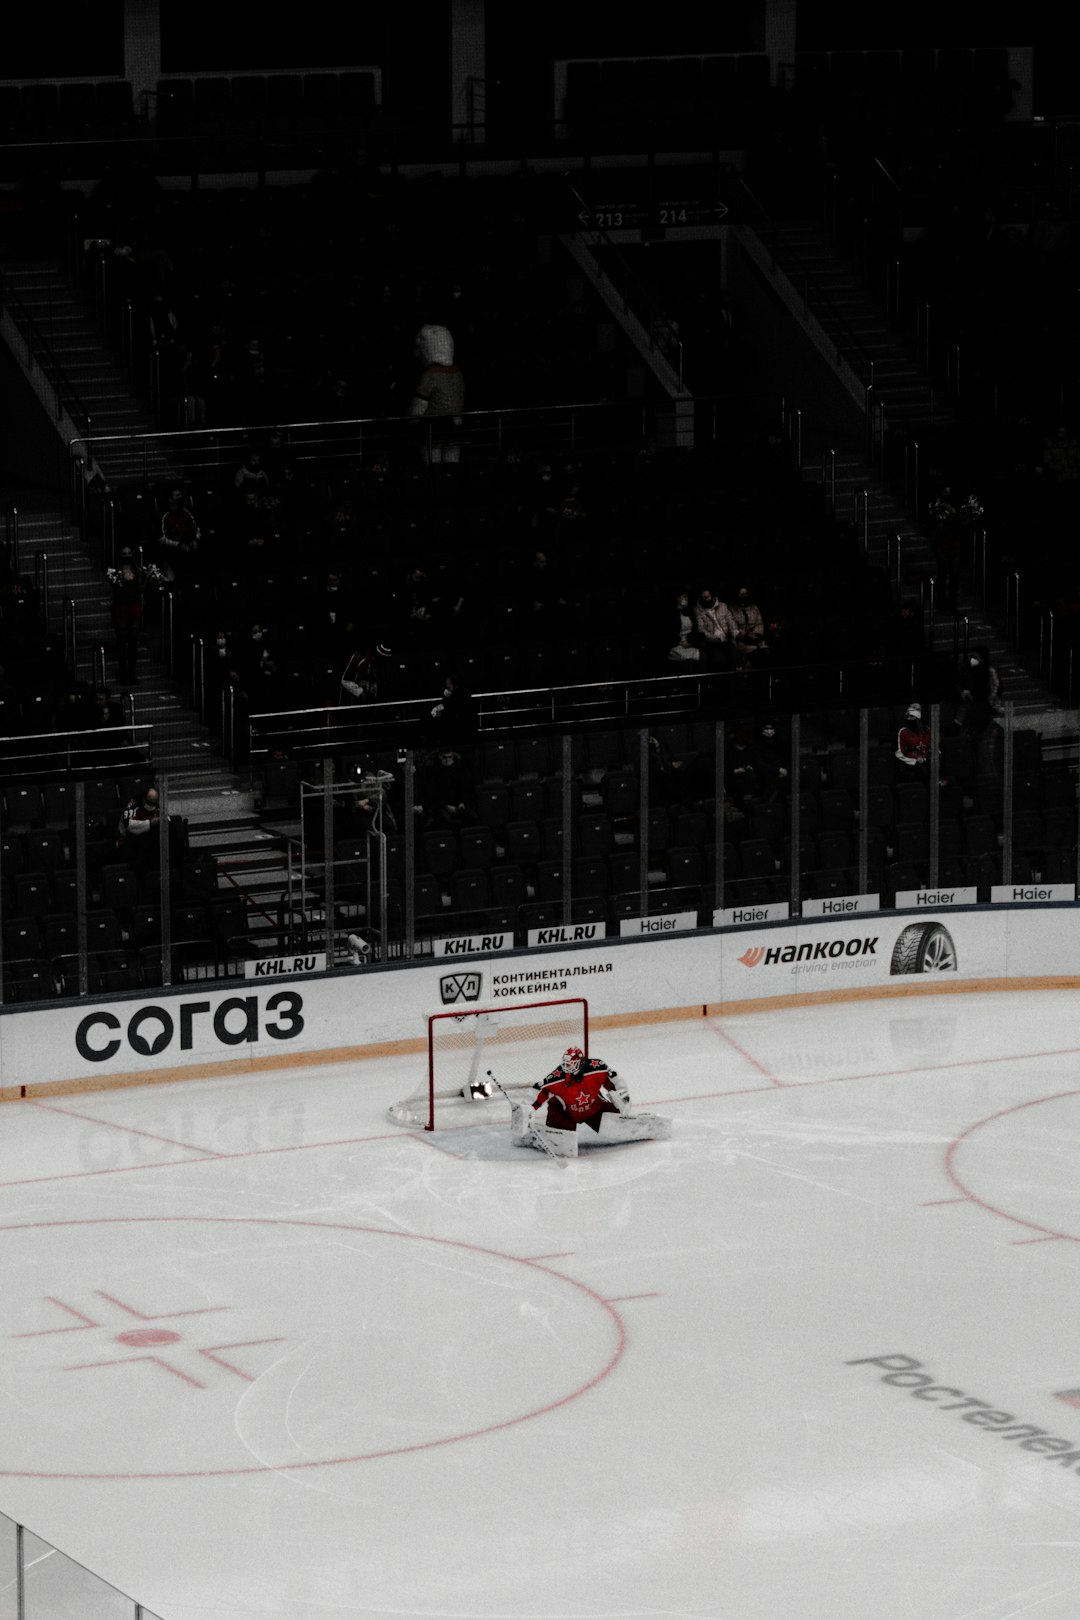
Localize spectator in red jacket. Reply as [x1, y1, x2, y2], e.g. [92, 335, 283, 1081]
[895, 702, 932, 772]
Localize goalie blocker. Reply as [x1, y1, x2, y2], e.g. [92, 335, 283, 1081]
[510, 1046, 671, 1158]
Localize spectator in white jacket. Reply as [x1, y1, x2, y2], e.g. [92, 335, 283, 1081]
[693, 588, 738, 669]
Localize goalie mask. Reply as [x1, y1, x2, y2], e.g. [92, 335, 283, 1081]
[562, 1046, 584, 1076]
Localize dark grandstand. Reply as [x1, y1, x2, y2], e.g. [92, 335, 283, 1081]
[2, 1, 1078, 1002]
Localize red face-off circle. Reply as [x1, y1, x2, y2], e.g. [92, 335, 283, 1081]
[0, 1216, 626, 1481]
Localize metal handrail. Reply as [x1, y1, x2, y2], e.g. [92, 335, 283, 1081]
[0, 722, 153, 778]
[67, 392, 799, 495]
[68, 398, 623, 463]
[247, 644, 951, 761]
[872, 155, 903, 242]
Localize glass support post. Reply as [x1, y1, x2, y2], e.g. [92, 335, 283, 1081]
[1001, 703, 1014, 887]
[928, 703, 941, 888]
[714, 721, 725, 912]
[790, 714, 801, 911]
[159, 774, 172, 987]
[561, 736, 573, 926]
[858, 709, 869, 895]
[638, 729, 649, 917]
[322, 758, 335, 963]
[404, 751, 415, 959]
[75, 781, 88, 997]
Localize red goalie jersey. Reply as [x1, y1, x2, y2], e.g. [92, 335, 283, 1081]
[534, 1055, 619, 1125]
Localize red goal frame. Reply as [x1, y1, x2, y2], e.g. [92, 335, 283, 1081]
[406, 996, 590, 1131]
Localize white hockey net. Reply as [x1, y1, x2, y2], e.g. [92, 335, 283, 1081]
[388, 997, 589, 1130]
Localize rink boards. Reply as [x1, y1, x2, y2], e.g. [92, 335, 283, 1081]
[3, 900, 1080, 1096]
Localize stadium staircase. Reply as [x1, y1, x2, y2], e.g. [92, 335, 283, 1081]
[751, 218, 1059, 723]
[0, 257, 281, 928]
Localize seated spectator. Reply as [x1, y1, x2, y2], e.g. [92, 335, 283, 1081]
[319, 571, 353, 649]
[404, 563, 438, 631]
[322, 501, 358, 565]
[929, 486, 967, 613]
[262, 427, 295, 497]
[233, 450, 270, 501]
[1031, 205, 1070, 272]
[340, 785, 398, 839]
[727, 583, 768, 665]
[237, 335, 271, 418]
[52, 682, 97, 732]
[753, 720, 790, 801]
[340, 641, 392, 702]
[207, 626, 239, 693]
[176, 379, 207, 429]
[522, 549, 565, 636]
[157, 487, 200, 576]
[242, 652, 282, 712]
[527, 461, 558, 530]
[647, 732, 687, 804]
[895, 702, 932, 772]
[117, 784, 161, 871]
[666, 588, 702, 667]
[725, 726, 763, 810]
[91, 687, 123, 728]
[426, 672, 476, 746]
[667, 631, 701, 667]
[237, 622, 277, 700]
[233, 490, 277, 562]
[693, 588, 738, 669]
[957, 647, 1001, 738]
[553, 461, 589, 536]
[418, 745, 476, 830]
[529, 459, 587, 537]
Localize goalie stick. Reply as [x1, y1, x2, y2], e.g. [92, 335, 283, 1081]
[486, 1069, 568, 1169]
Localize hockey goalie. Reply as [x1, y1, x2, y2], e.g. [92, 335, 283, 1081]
[510, 1046, 671, 1158]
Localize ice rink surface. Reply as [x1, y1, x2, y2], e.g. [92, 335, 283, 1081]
[4, 987, 1080, 1620]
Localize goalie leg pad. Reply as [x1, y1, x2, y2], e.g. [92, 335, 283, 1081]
[528, 1122, 578, 1158]
[510, 1102, 531, 1145]
[588, 1111, 672, 1147]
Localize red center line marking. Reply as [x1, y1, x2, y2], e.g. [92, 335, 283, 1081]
[28, 1098, 222, 1156]
[654, 1041, 1080, 1109]
[706, 1018, 787, 1085]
